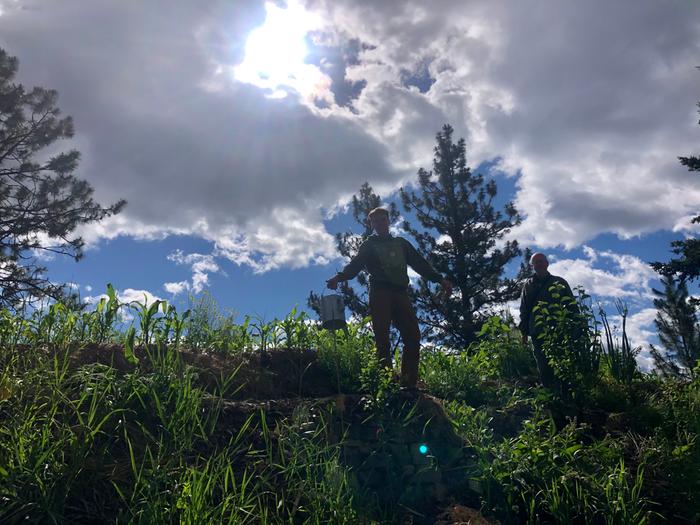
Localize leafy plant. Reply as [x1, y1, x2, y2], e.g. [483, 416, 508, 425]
[129, 296, 166, 347]
[420, 348, 491, 405]
[476, 315, 537, 380]
[359, 350, 399, 413]
[535, 284, 601, 401]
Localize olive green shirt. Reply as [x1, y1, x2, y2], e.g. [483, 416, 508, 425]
[337, 234, 443, 291]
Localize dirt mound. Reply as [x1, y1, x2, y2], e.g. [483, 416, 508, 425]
[59, 343, 494, 523]
[66, 344, 338, 399]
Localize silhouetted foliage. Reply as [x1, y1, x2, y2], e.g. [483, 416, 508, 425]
[400, 124, 527, 348]
[0, 48, 125, 308]
[650, 276, 700, 378]
[599, 300, 640, 388]
[536, 284, 601, 402]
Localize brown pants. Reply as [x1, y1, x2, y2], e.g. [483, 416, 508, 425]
[369, 287, 422, 387]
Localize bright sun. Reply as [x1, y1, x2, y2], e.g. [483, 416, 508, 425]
[234, 1, 328, 100]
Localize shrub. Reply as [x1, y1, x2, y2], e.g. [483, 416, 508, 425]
[420, 348, 491, 405]
[535, 285, 601, 401]
[476, 316, 537, 380]
[483, 412, 653, 522]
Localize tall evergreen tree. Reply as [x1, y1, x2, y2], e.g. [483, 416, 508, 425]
[400, 124, 526, 348]
[649, 275, 700, 378]
[0, 48, 125, 308]
[308, 182, 399, 318]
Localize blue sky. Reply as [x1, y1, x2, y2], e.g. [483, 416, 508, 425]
[1, 0, 698, 369]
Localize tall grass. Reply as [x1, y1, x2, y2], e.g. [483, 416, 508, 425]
[447, 401, 656, 524]
[0, 297, 364, 523]
[1, 287, 698, 522]
[599, 300, 640, 388]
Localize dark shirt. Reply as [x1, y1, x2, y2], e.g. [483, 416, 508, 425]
[518, 272, 574, 336]
[337, 234, 443, 291]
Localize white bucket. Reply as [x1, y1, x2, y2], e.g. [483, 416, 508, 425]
[320, 294, 346, 331]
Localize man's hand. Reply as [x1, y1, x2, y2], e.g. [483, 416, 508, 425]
[439, 279, 453, 299]
[326, 275, 340, 290]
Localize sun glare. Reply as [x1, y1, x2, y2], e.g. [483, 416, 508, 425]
[234, 1, 328, 101]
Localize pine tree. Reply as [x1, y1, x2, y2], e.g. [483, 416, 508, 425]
[400, 124, 526, 348]
[649, 276, 700, 378]
[308, 182, 399, 318]
[0, 48, 125, 308]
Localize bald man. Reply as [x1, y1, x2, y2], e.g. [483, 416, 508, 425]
[518, 252, 574, 389]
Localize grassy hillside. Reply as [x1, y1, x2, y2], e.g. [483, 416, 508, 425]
[0, 292, 698, 524]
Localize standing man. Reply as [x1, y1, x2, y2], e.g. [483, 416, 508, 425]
[518, 252, 575, 389]
[326, 207, 452, 389]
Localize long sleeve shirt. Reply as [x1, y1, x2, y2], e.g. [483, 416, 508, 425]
[337, 234, 443, 291]
[518, 272, 574, 336]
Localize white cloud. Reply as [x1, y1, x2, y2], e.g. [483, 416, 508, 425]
[0, 1, 395, 274]
[30, 248, 56, 262]
[214, 207, 337, 273]
[166, 249, 223, 295]
[76, 215, 186, 248]
[615, 307, 657, 347]
[548, 246, 656, 303]
[1, 0, 698, 271]
[82, 294, 105, 306]
[117, 288, 163, 306]
[312, 0, 700, 248]
[672, 213, 700, 236]
[407, 266, 420, 287]
[163, 280, 189, 296]
[503, 299, 521, 326]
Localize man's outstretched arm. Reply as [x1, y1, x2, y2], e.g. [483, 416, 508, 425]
[326, 243, 369, 289]
[403, 240, 453, 296]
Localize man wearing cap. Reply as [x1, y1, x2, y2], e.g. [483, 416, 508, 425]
[326, 207, 452, 389]
[519, 252, 575, 389]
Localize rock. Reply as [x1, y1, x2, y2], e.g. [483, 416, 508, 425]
[434, 504, 500, 525]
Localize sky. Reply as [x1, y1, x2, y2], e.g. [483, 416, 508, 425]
[1, 0, 699, 368]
